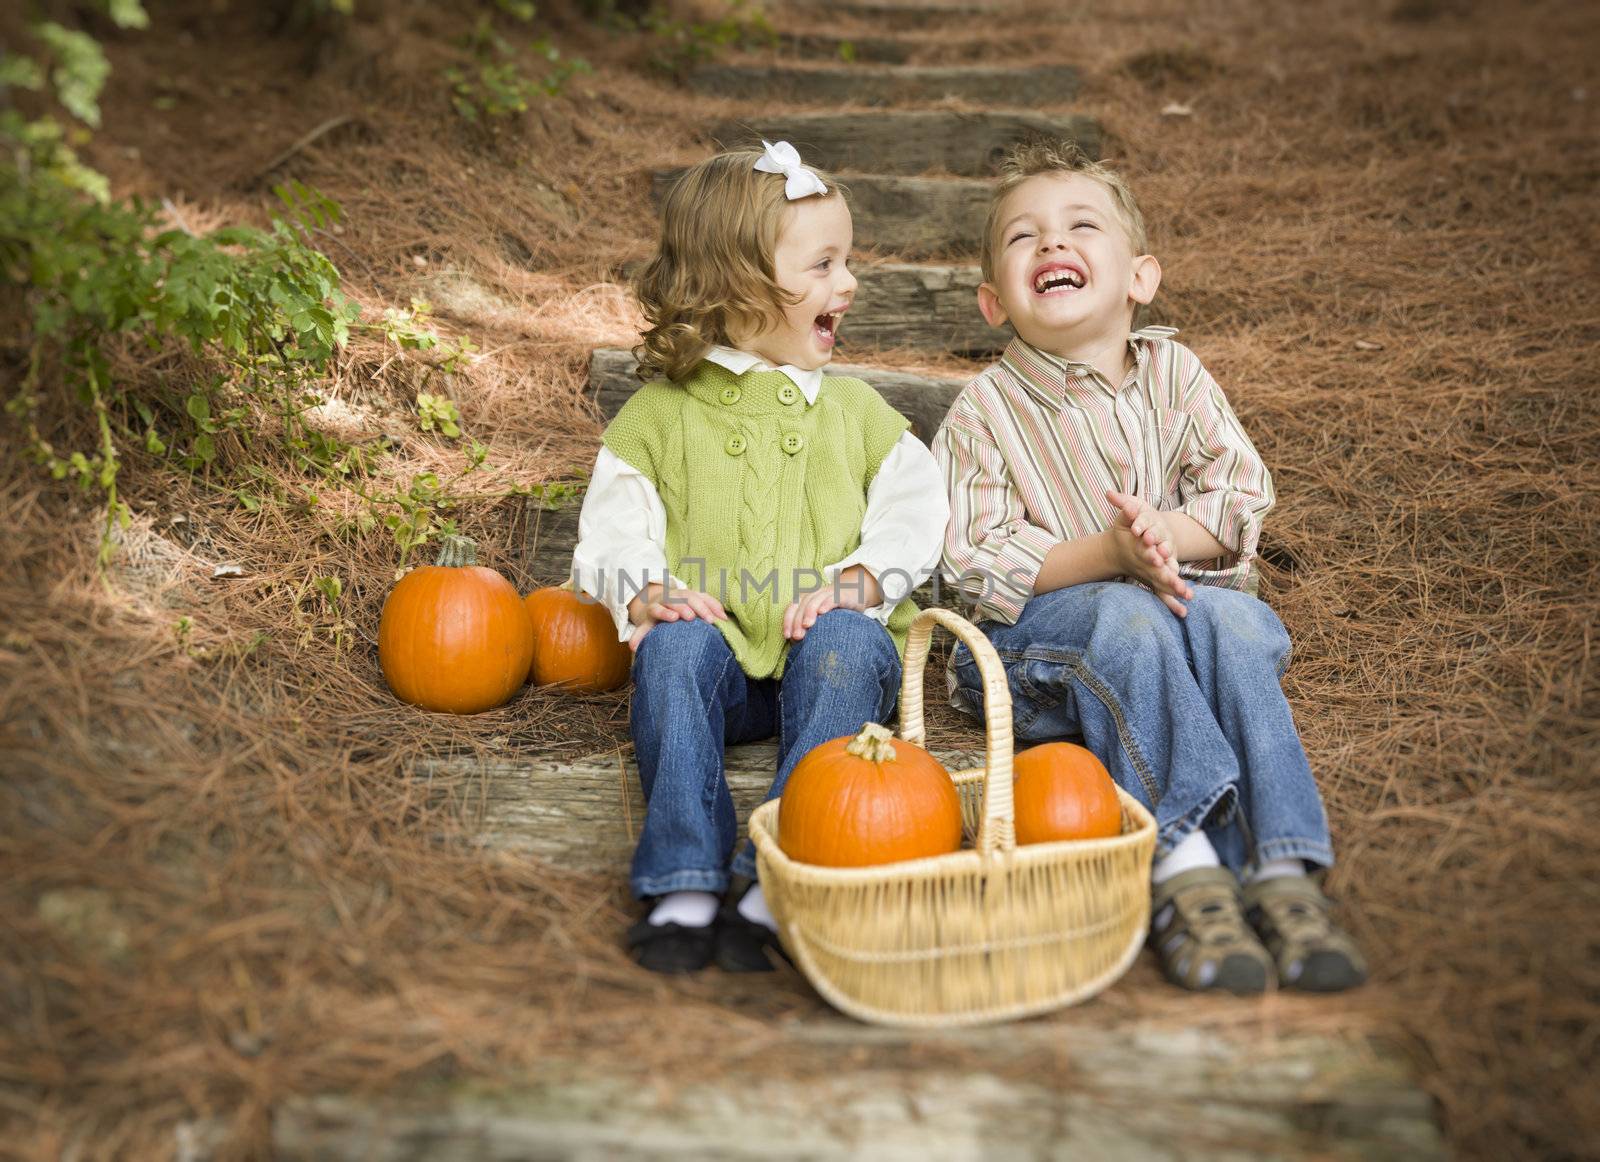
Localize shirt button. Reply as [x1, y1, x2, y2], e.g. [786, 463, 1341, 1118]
[781, 432, 805, 455]
[719, 386, 741, 406]
[724, 434, 746, 456]
[777, 384, 799, 405]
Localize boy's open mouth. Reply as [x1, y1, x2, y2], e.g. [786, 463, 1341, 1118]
[813, 309, 845, 347]
[1032, 263, 1086, 296]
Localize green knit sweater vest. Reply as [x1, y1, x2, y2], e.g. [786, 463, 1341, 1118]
[603, 360, 916, 679]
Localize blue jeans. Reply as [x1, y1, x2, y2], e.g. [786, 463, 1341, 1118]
[951, 582, 1333, 874]
[628, 609, 902, 899]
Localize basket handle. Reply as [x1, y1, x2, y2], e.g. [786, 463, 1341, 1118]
[899, 607, 1016, 857]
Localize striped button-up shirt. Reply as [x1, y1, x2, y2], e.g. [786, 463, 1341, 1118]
[933, 327, 1274, 625]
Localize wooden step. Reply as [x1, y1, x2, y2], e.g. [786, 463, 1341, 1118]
[840, 262, 1008, 355]
[684, 62, 1081, 107]
[181, 1024, 1444, 1160]
[799, 0, 1002, 29]
[586, 347, 967, 444]
[421, 740, 985, 872]
[770, 32, 913, 63]
[843, 174, 989, 258]
[708, 111, 1102, 175]
[650, 170, 989, 259]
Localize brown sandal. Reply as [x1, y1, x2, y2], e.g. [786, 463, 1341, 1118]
[1243, 874, 1368, 992]
[1149, 867, 1273, 994]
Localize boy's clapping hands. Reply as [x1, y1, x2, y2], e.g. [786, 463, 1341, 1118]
[1106, 489, 1194, 617]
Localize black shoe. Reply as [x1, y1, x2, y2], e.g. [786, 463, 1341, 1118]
[625, 917, 715, 975]
[714, 889, 789, 974]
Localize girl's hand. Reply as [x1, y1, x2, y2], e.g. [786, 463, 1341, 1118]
[1106, 490, 1193, 617]
[627, 583, 727, 653]
[783, 567, 883, 641]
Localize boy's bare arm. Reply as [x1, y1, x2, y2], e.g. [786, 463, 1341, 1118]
[1163, 512, 1229, 562]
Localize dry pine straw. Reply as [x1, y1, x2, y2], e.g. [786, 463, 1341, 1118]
[2, 0, 1598, 1157]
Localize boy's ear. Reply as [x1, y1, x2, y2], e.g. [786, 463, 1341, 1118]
[977, 282, 1009, 328]
[1130, 254, 1162, 306]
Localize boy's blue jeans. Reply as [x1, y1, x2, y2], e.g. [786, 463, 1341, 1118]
[951, 581, 1333, 875]
[628, 609, 901, 899]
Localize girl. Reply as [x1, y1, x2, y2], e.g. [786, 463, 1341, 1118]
[571, 142, 950, 974]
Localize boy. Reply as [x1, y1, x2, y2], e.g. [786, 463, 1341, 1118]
[932, 140, 1366, 994]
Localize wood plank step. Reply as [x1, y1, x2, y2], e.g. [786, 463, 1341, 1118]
[843, 174, 989, 258]
[684, 62, 1081, 107]
[800, 0, 1001, 29]
[771, 31, 913, 63]
[586, 347, 967, 445]
[181, 1025, 1444, 1160]
[420, 741, 986, 872]
[708, 111, 1101, 175]
[650, 170, 989, 259]
[840, 262, 1008, 355]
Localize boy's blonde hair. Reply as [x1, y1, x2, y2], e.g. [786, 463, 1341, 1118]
[633, 149, 842, 383]
[979, 140, 1149, 284]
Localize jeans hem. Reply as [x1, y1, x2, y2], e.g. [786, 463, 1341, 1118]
[1250, 837, 1334, 872]
[632, 868, 729, 899]
[1156, 782, 1238, 860]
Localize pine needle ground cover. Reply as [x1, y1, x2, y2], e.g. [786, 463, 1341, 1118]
[2, 0, 1595, 1157]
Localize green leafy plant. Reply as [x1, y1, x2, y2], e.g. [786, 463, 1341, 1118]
[444, 10, 591, 121]
[3, 9, 501, 571]
[639, 1, 777, 77]
[415, 393, 462, 438]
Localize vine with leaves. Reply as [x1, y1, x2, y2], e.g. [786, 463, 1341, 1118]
[1, 2, 527, 574]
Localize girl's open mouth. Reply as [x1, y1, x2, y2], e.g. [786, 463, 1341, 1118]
[814, 310, 844, 347]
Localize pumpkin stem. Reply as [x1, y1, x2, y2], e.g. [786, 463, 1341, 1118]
[844, 722, 898, 764]
[434, 535, 479, 568]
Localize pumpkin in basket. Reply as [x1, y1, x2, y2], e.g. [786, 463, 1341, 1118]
[523, 584, 632, 692]
[378, 535, 534, 714]
[1013, 742, 1123, 844]
[779, 722, 963, 867]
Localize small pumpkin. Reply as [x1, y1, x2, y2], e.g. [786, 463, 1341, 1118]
[378, 535, 534, 714]
[1012, 742, 1123, 844]
[779, 722, 963, 867]
[523, 584, 632, 692]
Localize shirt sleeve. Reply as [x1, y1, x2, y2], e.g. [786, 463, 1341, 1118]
[933, 417, 1060, 626]
[569, 447, 684, 643]
[823, 431, 950, 624]
[1172, 360, 1275, 567]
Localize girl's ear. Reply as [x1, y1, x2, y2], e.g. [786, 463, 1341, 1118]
[977, 282, 1009, 328]
[1130, 255, 1162, 305]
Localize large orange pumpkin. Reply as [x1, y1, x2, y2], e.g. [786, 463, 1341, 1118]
[523, 584, 632, 692]
[378, 535, 534, 714]
[1012, 742, 1123, 844]
[779, 723, 963, 867]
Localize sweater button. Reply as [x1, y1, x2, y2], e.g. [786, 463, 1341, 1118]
[719, 386, 742, 406]
[724, 434, 747, 456]
[781, 432, 805, 455]
[777, 384, 799, 405]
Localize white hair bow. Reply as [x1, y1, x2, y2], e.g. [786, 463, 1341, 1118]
[752, 139, 828, 201]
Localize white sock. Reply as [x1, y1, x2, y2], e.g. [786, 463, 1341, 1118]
[1151, 830, 1222, 885]
[1247, 857, 1306, 884]
[647, 890, 718, 928]
[736, 883, 777, 931]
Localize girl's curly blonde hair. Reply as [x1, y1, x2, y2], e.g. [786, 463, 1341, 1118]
[633, 149, 842, 383]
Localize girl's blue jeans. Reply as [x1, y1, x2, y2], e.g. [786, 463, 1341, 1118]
[951, 581, 1334, 874]
[628, 609, 901, 899]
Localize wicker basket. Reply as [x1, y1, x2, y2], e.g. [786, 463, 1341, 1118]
[747, 606, 1157, 1027]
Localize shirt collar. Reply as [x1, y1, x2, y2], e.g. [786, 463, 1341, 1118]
[705, 346, 824, 404]
[1000, 325, 1179, 409]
